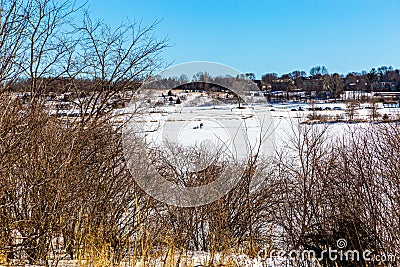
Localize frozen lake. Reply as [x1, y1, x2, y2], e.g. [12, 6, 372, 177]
[120, 96, 400, 162]
[123, 104, 274, 160]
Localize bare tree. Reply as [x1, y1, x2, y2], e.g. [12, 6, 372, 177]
[0, 0, 29, 91]
[309, 66, 328, 77]
[20, 0, 81, 98]
[345, 100, 357, 121]
[68, 13, 168, 121]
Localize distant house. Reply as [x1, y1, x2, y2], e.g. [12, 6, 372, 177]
[288, 89, 306, 99]
[302, 77, 328, 92]
[301, 77, 330, 99]
[261, 82, 272, 90]
[271, 78, 294, 91]
[372, 80, 398, 91]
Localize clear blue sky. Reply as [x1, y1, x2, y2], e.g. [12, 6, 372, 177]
[84, 0, 400, 78]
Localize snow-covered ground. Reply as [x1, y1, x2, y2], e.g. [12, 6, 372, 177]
[118, 92, 400, 159]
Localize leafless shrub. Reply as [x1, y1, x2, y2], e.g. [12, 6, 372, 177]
[271, 122, 400, 267]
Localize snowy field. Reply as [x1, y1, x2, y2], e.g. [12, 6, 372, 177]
[118, 92, 400, 158]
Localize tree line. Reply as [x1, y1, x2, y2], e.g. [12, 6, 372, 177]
[257, 65, 400, 99]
